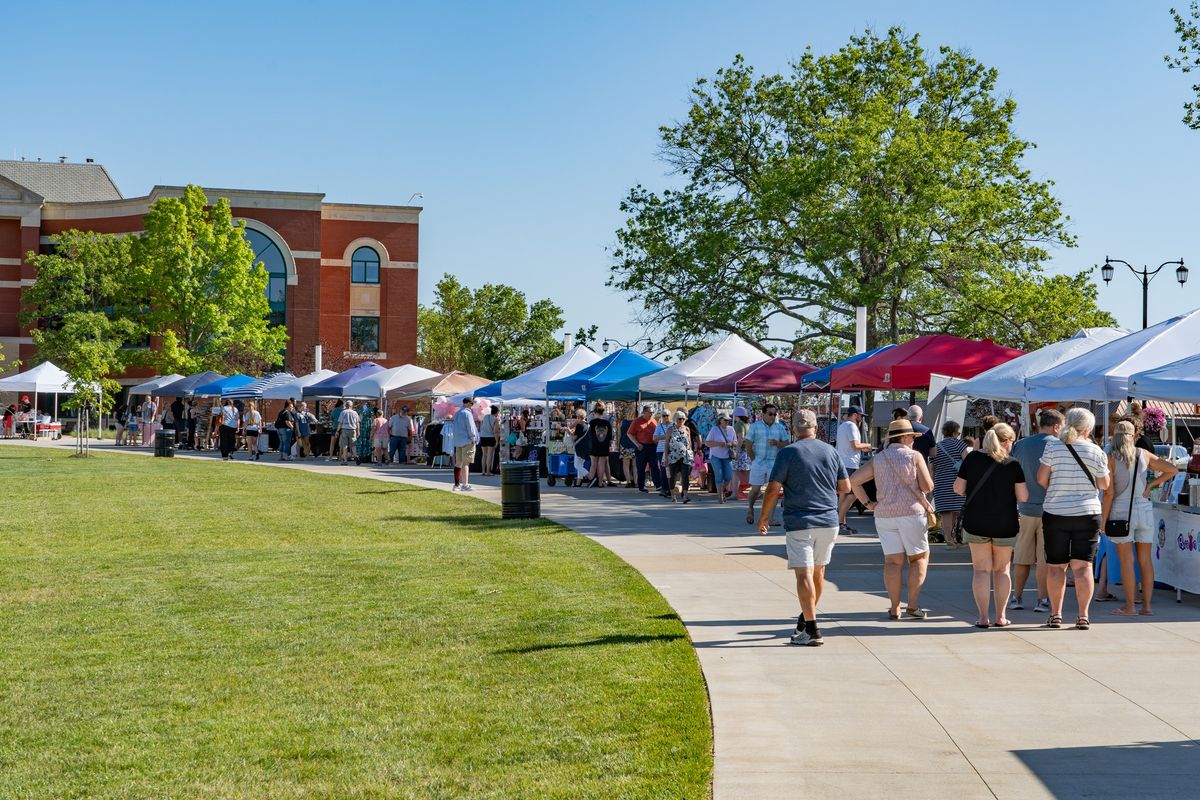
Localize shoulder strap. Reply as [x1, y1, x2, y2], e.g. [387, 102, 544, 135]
[962, 458, 1001, 511]
[1126, 452, 1141, 518]
[1063, 442, 1096, 488]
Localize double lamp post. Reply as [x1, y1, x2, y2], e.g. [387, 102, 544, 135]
[1101, 256, 1188, 330]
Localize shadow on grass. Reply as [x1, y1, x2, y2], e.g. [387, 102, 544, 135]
[498, 632, 686, 654]
[381, 513, 558, 532]
[354, 487, 434, 495]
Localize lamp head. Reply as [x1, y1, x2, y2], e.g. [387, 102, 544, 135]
[1101, 258, 1114, 285]
[601, 341, 610, 353]
[1177, 260, 1189, 286]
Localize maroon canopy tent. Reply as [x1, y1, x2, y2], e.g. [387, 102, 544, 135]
[830, 335, 1025, 391]
[698, 357, 818, 394]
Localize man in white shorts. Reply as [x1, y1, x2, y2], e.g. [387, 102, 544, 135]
[758, 409, 850, 647]
[744, 403, 790, 527]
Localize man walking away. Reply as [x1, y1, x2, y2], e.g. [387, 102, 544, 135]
[452, 397, 480, 491]
[1009, 409, 1063, 612]
[836, 406, 872, 533]
[389, 405, 413, 465]
[758, 409, 850, 646]
[909, 405, 935, 461]
[337, 400, 360, 465]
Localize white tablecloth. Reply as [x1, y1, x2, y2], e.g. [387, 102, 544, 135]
[1151, 503, 1200, 594]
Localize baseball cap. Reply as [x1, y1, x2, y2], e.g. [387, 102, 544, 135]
[845, 405, 864, 416]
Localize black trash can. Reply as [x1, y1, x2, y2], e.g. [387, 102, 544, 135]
[154, 429, 175, 458]
[500, 461, 540, 519]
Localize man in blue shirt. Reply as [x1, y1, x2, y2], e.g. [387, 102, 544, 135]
[758, 409, 851, 647]
[1008, 408, 1064, 612]
[451, 397, 480, 492]
[744, 403, 790, 527]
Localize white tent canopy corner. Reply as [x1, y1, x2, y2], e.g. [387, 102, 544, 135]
[493, 345, 601, 401]
[340, 364, 440, 399]
[637, 333, 770, 396]
[127, 374, 185, 396]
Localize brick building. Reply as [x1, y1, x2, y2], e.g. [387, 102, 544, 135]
[0, 159, 420, 382]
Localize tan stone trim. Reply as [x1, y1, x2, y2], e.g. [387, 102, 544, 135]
[322, 203, 420, 223]
[0, 258, 23, 266]
[0, 202, 41, 226]
[0, 279, 36, 288]
[383, 261, 418, 270]
[341, 237, 391, 265]
[291, 250, 321, 260]
[236, 218, 299, 286]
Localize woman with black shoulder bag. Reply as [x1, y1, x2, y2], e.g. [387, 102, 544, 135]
[953, 423, 1027, 628]
[1036, 408, 1110, 631]
[1101, 420, 1177, 617]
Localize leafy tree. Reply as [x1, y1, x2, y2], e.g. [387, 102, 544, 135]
[418, 274, 565, 380]
[21, 231, 140, 454]
[574, 324, 600, 350]
[129, 185, 287, 374]
[1168, 4, 1200, 128]
[611, 29, 1114, 355]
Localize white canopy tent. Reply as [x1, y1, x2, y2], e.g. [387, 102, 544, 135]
[948, 328, 1126, 402]
[487, 345, 601, 401]
[0, 361, 100, 435]
[1025, 309, 1200, 402]
[261, 369, 337, 401]
[1130, 353, 1200, 402]
[340, 364, 440, 401]
[127, 374, 184, 396]
[637, 334, 769, 399]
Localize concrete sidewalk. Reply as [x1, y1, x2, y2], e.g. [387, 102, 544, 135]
[15, 439, 1200, 798]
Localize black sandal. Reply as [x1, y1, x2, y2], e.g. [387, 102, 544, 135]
[1076, 617, 1090, 630]
[1046, 615, 1062, 629]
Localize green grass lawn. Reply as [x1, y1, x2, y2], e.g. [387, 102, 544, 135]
[0, 447, 711, 799]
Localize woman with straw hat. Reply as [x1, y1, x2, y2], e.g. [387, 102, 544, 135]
[849, 418, 936, 620]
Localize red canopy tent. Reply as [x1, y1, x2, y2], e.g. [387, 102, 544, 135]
[698, 357, 818, 394]
[830, 335, 1025, 390]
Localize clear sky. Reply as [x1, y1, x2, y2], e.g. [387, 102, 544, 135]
[6, 1, 1199, 350]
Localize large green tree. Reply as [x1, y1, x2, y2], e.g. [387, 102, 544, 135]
[21, 231, 138, 453]
[130, 185, 287, 374]
[611, 28, 1114, 355]
[1168, 3, 1200, 128]
[418, 274, 566, 380]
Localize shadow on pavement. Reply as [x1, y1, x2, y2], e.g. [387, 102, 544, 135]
[1012, 740, 1200, 798]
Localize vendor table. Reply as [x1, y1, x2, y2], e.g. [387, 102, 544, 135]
[1150, 503, 1200, 596]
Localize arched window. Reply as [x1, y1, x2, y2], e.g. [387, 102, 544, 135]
[245, 228, 287, 327]
[351, 246, 380, 284]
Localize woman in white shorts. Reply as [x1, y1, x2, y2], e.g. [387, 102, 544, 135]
[1101, 420, 1177, 617]
[850, 419, 936, 620]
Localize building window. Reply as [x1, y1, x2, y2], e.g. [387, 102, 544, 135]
[351, 246, 380, 284]
[351, 316, 380, 353]
[245, 228, 288, 327]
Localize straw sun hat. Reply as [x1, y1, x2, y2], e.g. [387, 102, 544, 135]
[886, 419, 916, 440]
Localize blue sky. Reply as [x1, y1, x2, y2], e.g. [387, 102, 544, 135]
[6, 1, 1200, 349]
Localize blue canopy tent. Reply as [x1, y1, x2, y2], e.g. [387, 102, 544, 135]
[191, 373, 256, 397]
[301, 361, 385, 398]
[545, 349, 665, 400]
[221, 372, 296, 399]
[474, 380, 502, 398]
[151, 370, 225, 398]
[801, 346, 896, 390]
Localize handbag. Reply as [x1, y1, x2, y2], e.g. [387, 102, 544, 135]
[952, 458, 1001, 541]
[1104, 453, 1139, 539]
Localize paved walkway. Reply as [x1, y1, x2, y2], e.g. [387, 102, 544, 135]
[15, 439, 1200, 798]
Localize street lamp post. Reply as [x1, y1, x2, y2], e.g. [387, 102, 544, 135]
[600, 337, 654, 354]
[1101, 256, 1188, 329]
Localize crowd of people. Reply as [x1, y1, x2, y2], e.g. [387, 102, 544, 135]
[754, 403, 1178, 646]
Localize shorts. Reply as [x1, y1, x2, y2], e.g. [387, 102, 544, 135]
[1014, 514, 1046, 566]
[337, 429, 356, 452]
[1110, 498, 1156, 545]
[786, 527, 837, 569]
[963, 531, 1017, 548]
[479, 437, 497, 447]
[749, 461, 773, 486]
[455, 443, 477, 467]
[876, 513, 930, 557]
[1042, 511, 1101, 564]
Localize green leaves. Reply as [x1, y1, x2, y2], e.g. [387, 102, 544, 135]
[1167, 3, 1200, 129]
[130, 185, 288, 374]
[612, 28, 1113, 355]
[418, 274, 566, 380]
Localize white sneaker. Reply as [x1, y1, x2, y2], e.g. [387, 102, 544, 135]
[1034, 598, 1051, 613]
[450, 485, 462, 492]
[460, 485, 473, 492]
[1008, 594, 1024, 611]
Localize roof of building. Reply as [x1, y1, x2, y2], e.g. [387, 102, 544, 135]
[0, 160, 122, 203]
